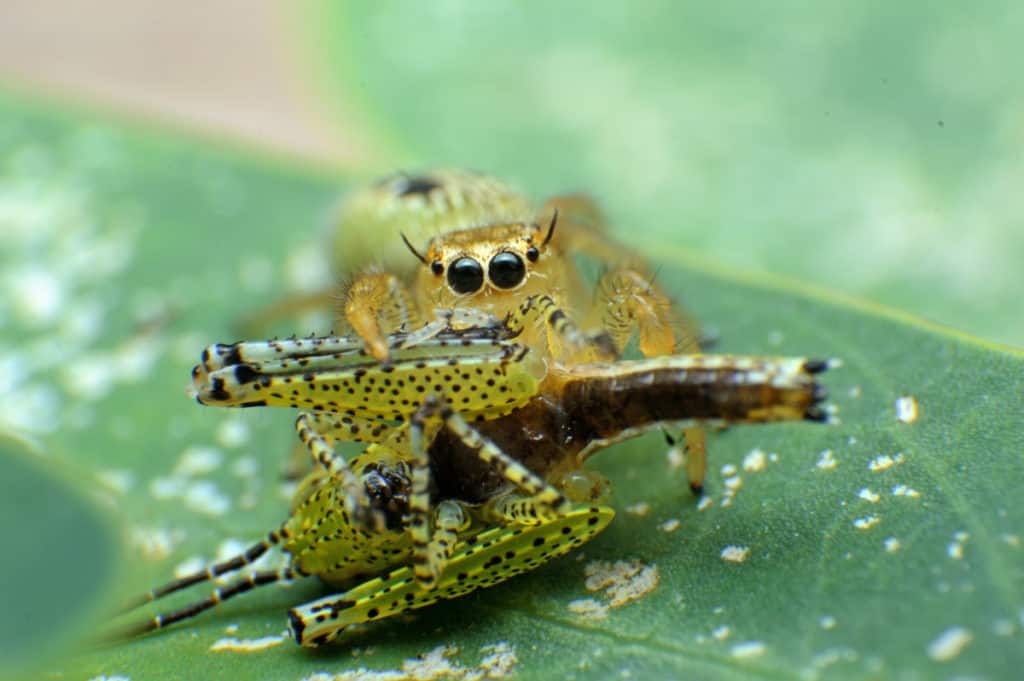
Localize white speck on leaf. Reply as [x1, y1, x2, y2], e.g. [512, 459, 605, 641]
[816, 449, 837, 470]
[857, 488, 880, 503]
[624, 501, 650, 517]
[894, 396, 919, 423]
[853, 516, 880, 530]
[742, 448, 767, 472]
[720, 545, 749, 563]
[884, 537, 901, 553]
[926, 626, 972, 661]
[210, 634, 286, 652]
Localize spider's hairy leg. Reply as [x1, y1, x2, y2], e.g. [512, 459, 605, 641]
[343, 268, 421, 362]
[408, 394, 572, 589]
[289, 505, 615, 647]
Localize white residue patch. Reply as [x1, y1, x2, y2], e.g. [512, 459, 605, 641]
[857, 488, 880, 503]
[730, 641, 766, 659]
[129, 526, 185, 561]
[87, 676, 131, 681]
[210, 633, 287, 652]
[659, 518, 681, 533]
[174, 446, 224, 476]
[894, 396, 919, 423]
[869, 453, 905, 472]
[891, 484, 921, 498]
[1003, 534, 1021, 547]
[853, 516, 880, 530]
[624, 501, 651, 517]
[568, 598, 609, 621]
[666, 446, 685, 469]
[816, 449, 837, 471]
[720, 545, 749, 563]
[720, 463, 738, 477]
[712, 625, 731, 641]
[173, 555, 206, 579]
[884, 537, 902, 554]
[216, 419, 251, 449]
[947, 532, 968, 560]
[284, 241, 331, 293]
[224, 623, 239, 634]
[742, 448, 767, 472]
[848, 385, 862, 398]
[820, 615, 837, 630]
[696, 496, 713, 512]
[183, 480, 232, 516]
[303, 642, 520, 681]
[583, 560, 660, 608]
[6, 266, 65, 327]
[926, 626, 972, 661]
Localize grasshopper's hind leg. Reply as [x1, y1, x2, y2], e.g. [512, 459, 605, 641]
[117, 568, 300, 639]
[289, 505, 615, 647]
[407, 395, 572, 589]
[295, 412, 406, 528]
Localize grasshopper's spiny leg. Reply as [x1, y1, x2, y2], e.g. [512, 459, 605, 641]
[118, 567, 301, 639]
[505, 294, 617, 363]
[296, 413, 372, 523]
[424, 500, 471, 585]
[120, 526, 289, 613]
[289, 505, 615, 647]
[408, 395, 574, 589]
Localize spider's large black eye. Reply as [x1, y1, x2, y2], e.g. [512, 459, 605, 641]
[488, 252, 526, 289]
[447, 257, 485, 294]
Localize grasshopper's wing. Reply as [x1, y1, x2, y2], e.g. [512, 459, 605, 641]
[290, 505, 614, 647]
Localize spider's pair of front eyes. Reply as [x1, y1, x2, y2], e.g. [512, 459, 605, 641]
[431, 250, 536, 294]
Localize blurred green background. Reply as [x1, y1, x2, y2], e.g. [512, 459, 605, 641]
[1, 0, 1020, 348]
[1, 2, 1022, 680]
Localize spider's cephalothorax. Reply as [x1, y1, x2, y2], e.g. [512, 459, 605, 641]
[114, 325, 837, 647]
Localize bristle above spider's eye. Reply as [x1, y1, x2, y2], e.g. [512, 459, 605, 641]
[447, 257, 485, 294]
[489, 251, 526, 289]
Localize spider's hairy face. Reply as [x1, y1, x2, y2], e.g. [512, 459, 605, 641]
[416, 218, 564, 316]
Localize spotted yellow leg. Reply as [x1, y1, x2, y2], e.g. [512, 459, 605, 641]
[289, 505, 615, 647]
[407, 394, 572, 589]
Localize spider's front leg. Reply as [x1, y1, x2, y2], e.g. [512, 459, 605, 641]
[342, 268, 422, 362]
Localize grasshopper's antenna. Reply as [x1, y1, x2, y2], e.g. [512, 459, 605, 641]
[401, 233, 429, 266]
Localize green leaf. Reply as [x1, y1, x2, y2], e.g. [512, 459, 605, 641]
[303, 0, 1024, 348]
[1, 93, 1020, 681]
